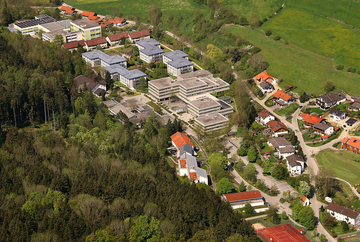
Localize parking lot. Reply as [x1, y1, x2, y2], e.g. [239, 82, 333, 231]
[273, 180, 298, 195]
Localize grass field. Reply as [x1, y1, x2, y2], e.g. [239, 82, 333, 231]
[222, 0, 282, 19]
[219, 25, 360, 96]
[260, 8, 360, 70]
[316, 149, 360, 185]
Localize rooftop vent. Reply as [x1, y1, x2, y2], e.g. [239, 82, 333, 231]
[213, 116, 218, 119]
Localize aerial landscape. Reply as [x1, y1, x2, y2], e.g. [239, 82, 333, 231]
[1, 0, 360, 241]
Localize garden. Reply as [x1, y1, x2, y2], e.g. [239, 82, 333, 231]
[274, 103, 299, 117]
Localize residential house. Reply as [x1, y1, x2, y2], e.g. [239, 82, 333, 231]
[342, 137, 360, 155]
[60, 6, 77, 15]
[257, 224, 311, 242]
[316, 92, 346, 109]
[106, 32, 129, 46]
[329, 109, 347, 122]
[12, 14, 56, 35]
[286, 154, 305, 175]
[313, 123, 334, 135]
[254, 71, 276, 83]
[70, 18, 102, 40]
[327, 203, 360, 226]
[136, 38, 164, 63]
[259, 81, 274, 93]
[82, 50, 127, 68]
[321, 135, 329, 141]
[62, 40, 85, 51]
[346, 118, 357, 127]
[103, 17, 126, 27]
[349, 102, 360, 112]
[163, 50, 193, 76]
[105, 64, 146, 90]
[299, 113, 324, 127]
[170, 132, 195, 151]
[257, 110, 275, 125]
[74, 75, 107, 95]
[351, 96, 360, 103]
[300, 196, 310, 206]
[84, 37, 108, 50]
[267, 137, 295, 158]
[223, 190, 264, 209]
[272, 90, 295, 106]
[266, 120, 289, 137]
[129, 29, 151, 43]
[178, 152, 208, 185]
[81, 11, 96, 19]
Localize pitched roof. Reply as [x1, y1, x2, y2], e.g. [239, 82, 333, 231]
[273, 90, 293, 101]
[74, 75, 107, 92]
[300, 196, 307, 202]
[107, 32, 129, 41]
[180, 159, 186, 169]
[255, 72, 273, 81]
[170, 132, 194, 149]
[346, 118, 357, 126]
[60, 6, 75, 14]
[129, 29, 150, 39]
[342, 137, 349, 144]
[313, 122, 332, 131]
[301, 113, 324, 125]
[286, 154, 304, 167]
[343, 137, 360, 149]
[350, 102, 360, 109]
[267, 120, 288, 132]
[259, 81, 274, 89]
[268, 137, 292, 148]
[327, 203, 360, 219]
[113, 17, 125, 25]
[299, 113, 307, 118]
[329, 109, 346, 117]
[189, 172, 197, 180]
[258, 110, 273, 119]
[224, 190, 263, 202]
[81, 11, 96, 17]
[85, 37, 107, 47]
[62, 40, 85, 49]
[321, 135, 329, 139]
[318, 92, 346, 104]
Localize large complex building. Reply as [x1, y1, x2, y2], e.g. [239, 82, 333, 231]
[187, 93, 233, 117]
[105, 64, 146, 90]
[136, 38, 164, 63]
[12, 15, 56, 35]
[223, 190, 264, 209]
[82, 50, 127, 68]
[163, 50, 193, 76]
[70, 18, 102, 40]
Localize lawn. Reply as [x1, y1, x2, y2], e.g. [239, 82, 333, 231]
[220, 25, 360, 96]
[260, 8, 360, 70]
[222, 0, 283, 19]
[316, 149, 360, 185]
[274, 103, 299, 117]
[304, 107, 326, 116]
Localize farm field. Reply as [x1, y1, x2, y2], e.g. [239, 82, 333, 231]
[316, 149, 360, 185]
[216, 25, 360, 96]
[260, 8, 360, 70]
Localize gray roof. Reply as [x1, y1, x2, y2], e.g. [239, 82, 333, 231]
[82, 50, 126, 65]
[195, 166, 208, 179]
[105, 64, 146, 80]
[180, 144, 194, 156]
[313, 122, 332, 131]
[56, 19, 71, 29]
[329, 109, 345, 117]
[40, 22, 66, 32]
[195, 113, 228, 126]
[15, 15, 55, 29]
[139, 44, 165, 56]
[319, 92, 346, 104]
[163, 50, 188, 61]
[346, 118, 357, 126]
[177, 69, 212, 80]
[350, 102, 360, 109]
[71, 18, 99, 29]
[110, 103, 136, 119]
[286, 154, 304, 167]
[189, 97, 220, 109]
[268, 137, 292, 148]
[260, 81, 274, 89]
[278, 146, 296, 154]
[167, 58, 193, 68]
[136, 38, 160, 48]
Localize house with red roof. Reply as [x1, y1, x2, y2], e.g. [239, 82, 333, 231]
[129, 29, 150, 43]
[257, 110, 275, 125]
[223, 190, 264, 209]
[81, 11, 96, 18]
[170, 132, 194, 150]
[62, 40, 85, 51]
[342, 137, 360, 155]
[257, 223, 310, 242]
[254, 71, 276, 83]
[60, 6, 77, 15]
[178, 152, 208, 185]
[266, 120, 289, 137]
[299, 113, 324, 127]
[272, 90, 295, 106]
[106, 32, 129, 46]
[300, 196, 310, 206]
[104, 17, 126, 27]
[84, 37, 108, 51]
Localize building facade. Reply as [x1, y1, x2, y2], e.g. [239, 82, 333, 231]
[327, 203, 360, 226]
[70, 19, 102, 40]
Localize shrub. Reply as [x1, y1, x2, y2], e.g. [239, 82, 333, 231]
[347, 67, 356, 73]
[250, 46, 261, 54]
[274, 35, 281, 41]
[280, 198, 285, 203]
[237, 146, 247, 156]
[285, 41, 289, 45]
[265, 30, 272, 36]
[336, 65, 344, 70]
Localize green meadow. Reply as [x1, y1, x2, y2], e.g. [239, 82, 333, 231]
[261, 8, 360, 70]
[222, 0, 283, 19]
[219, 25, 360, 96]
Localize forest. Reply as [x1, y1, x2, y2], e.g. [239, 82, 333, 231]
[0, 30, 258, 241]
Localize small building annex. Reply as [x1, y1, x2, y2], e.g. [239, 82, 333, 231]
[223, 190, 264, 209]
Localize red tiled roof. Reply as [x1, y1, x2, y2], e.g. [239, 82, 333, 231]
[92, 18, 103, 23]
[301, 113, 324, 125]
[82, 11, 96, 17]
[344, 137, 360, 149]
[257, 223, 310, 242]
[321, 135, 329, 139]
[107, 32, 129, 41]
[258, 110, 272, 119]
[113, 17, 125, 25]
[224, 190, 262, 202]
[63, 40, 85, 49]
[170, 132, 194, 149]
[100, 23, 107, 28]
[334, 127, 339, 130]
[300, 196, 307, 202]
[189, 172, 197, 180]
[273, 90, 293, 101]
[129, 30, 150, 39]
[255, 71, 273, 82]
[267, 120, 288, 132]
[60, 6, 75, 14]
[342, 137, 349, 144]
[299, 113, 307, 118]
[180, 159, 186, 169]
[85, 37, 107, 47]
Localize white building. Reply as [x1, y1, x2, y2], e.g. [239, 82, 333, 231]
[329, 109, 347, 122]
[327, 203, 360, 226]
[136, 38, 164, 63]
[163, 50, 194, 77]
[105, 64, 146, 90]
[82, 50, 127, 68]
[257, 110, 275, 125]
[178, 152, 208, 185]
[267, 137, 295, 158]
[223, 191, 264, 210]
[286, 154, 305, 175]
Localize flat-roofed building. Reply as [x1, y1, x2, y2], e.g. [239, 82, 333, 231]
[163, 50, 193, 76]
[82, 50, 126, 68]
[70, 18, 101, 40]
[195, 113, 229, 133]
[105, 64, 146, 89]
[148, 77, 178, 101]
[13, 15, 56, 35]
[136, 38, 164, 63]
[42, 30, 82, 43]
[187, 93, 233, 117]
